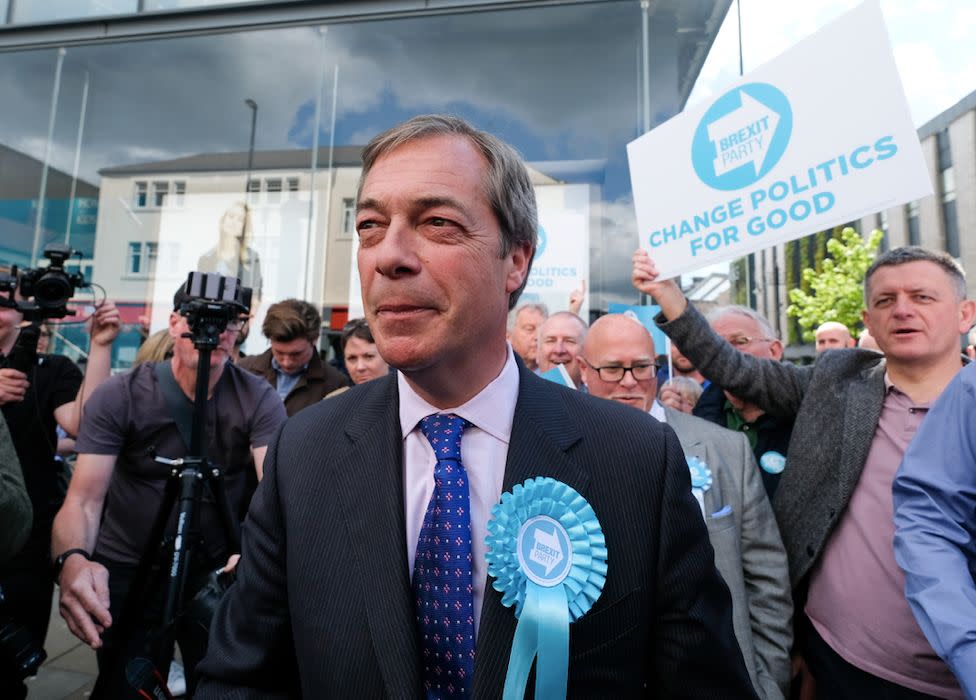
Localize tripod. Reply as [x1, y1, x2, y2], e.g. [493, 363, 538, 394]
[91, 324, 241, 699]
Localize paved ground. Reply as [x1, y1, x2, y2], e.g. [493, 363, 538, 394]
[24, 594, 96, 699]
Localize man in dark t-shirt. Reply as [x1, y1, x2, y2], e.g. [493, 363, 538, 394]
[52, 292, 286, 695]
[0, 301, 120, 699]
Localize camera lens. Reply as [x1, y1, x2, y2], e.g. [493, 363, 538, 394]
[33, 272, 72, 310]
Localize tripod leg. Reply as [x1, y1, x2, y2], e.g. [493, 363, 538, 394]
[207, 466, 241, 554]
[90, 473, 181, 700]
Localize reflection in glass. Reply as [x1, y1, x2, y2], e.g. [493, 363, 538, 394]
[11, 0, 137, 24]
[197, 201, 263, 302]
[0, 0, 724, 368]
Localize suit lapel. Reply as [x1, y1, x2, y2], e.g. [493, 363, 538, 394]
[334, 375, 421, 696]
[837, 362, 886, 500]
[664, 408, 721, 511]
[473, 366, 588, 698]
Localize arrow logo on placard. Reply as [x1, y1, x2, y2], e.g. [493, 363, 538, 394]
[707, 89, 781, 178]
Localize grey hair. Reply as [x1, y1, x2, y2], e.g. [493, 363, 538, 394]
[539, 311, 588, 342]
[706, 305, 777, 340]
[508, 302, 549, 331]
[864, 246, 967, 301]
[660, 376, 704, 405]
[357, 114, 538, 309]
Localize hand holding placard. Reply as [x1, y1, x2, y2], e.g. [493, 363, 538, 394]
[631, 250, 687, 321]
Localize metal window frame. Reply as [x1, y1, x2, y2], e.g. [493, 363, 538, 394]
[0, 0, 610, 52]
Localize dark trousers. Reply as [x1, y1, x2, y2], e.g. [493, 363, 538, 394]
[95, 557, 217, 698]
[0, 524, 55, 700]
[804, 620, 944, 700]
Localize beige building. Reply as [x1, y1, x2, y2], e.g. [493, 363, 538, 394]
[755, 88, 976, 344]
[95, 146, 365, 329]
[95, 149, 561, 337]
[856, 88, 976, 297]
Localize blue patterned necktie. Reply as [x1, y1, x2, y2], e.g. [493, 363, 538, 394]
[413, 413, 476, 698]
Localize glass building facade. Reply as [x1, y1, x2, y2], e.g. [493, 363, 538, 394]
[0, 0, 727, 367]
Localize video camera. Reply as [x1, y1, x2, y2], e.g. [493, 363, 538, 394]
[176, 271, 252, 351]
[0, 243, 88, 373]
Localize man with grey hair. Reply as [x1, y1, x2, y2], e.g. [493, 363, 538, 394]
[691, 305, 794, 498]
[537, 310, 588, 387]
[634, 245, 976, 698]
[197, 115, 756, 697]
[506, 302, 547, 371]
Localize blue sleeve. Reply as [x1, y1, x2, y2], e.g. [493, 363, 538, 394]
[893, 362, 976, 698]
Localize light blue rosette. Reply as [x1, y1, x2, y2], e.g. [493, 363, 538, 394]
[485, 477, 607, 700]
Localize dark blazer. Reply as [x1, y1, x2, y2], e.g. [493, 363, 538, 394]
[196, 363, 758, 698]
[658, 304, 899, 586]
[237, 348, 350, 417]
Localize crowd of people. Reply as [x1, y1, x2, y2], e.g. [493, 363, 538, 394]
[0, 113, 974, 699]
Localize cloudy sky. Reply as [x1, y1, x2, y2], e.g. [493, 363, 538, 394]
[692, 0, 975, 126]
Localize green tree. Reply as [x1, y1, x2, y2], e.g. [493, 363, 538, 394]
[787, 227, 884, 342]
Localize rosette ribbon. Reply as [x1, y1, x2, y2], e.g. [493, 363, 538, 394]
[485, 477, 607, 700]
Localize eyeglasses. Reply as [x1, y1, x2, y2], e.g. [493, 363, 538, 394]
[582, 358, 658, 382]
[723, 335, 773, 348]
[226, 318, 249, 332]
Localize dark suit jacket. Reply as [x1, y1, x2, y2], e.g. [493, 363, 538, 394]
[196, 363, 757, 698]
[657, 303, 907, 586]
[237, 348, 350, 417]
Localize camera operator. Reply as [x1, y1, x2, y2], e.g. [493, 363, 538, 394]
[0, 414, 30, 565]
[52, 282, 286, 695]
[0, 296, 120, 698]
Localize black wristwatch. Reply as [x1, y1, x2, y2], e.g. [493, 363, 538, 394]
[52, 548, 91, 582]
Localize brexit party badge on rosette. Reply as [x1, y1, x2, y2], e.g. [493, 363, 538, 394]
[485, 476, 607, 699]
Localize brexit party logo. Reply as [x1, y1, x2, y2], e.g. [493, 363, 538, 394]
[692, 83, 793, 191]
[517, 515, 572, 586]
[536, 224, 548, 259]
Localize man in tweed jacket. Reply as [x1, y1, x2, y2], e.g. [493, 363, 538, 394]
[633, 246, 975, 698]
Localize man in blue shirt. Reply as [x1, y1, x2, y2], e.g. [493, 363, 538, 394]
[894, 359, 976, 698]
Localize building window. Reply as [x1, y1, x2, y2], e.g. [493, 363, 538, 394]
[906, 200, 920, 246]
[287, 177, 300, 193]
[152, 181, 169, 207]
[127, 242, 158, 276]
[266, 178, 282, 204]
[939, 166, 959, 257]
[134, 181, 148, 208]
[342, 198, 356, 237]
[173, 181, 186, 207]
[879, 209, 889, 252]
[247, 179, 261, 202]
[127, 241, 142, 274]
[145, 241, 159, 276]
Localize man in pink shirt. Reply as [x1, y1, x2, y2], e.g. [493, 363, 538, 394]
[634, 246, 975, 698]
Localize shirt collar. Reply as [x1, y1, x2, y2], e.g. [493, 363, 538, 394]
[398, 344, 520, 444]
[649, 399, 667, 422]
[271, 356, 309, 377]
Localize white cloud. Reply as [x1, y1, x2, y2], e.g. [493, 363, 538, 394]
[691, 0, 976, 127]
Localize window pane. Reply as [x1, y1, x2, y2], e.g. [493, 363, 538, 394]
[152, 181, 169, 207]
[134, 182, 148, 208]
[11, 0, 138, 24]
[127, 242, 142, 274]
[342, 198, 355, 236]
[0, 0, 657, 367]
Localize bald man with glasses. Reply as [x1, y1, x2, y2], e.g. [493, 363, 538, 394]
[579, 314, 793, 700]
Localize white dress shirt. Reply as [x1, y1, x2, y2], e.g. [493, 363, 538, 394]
[399, 345, 520, 638]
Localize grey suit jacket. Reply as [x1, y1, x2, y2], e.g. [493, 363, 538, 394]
[664, 407, 792, 700]
[657, 303, 891, 586]
[196, 362, 759, 698]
